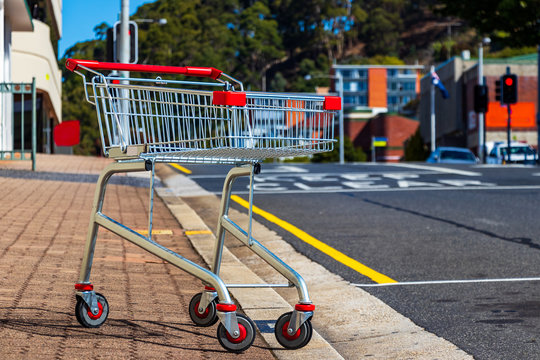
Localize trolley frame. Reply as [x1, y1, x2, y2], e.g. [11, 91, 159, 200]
[66, 58, 340, 350]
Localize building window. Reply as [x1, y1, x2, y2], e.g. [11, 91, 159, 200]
[358, 70, 367, 78]
[387, 96, 397, 105]
[358, 96, 367, 106]
[387, 69, 397, 77]
[402, 82, 416, 91]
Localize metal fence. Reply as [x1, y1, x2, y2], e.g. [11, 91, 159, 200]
[0, 78, 37, 170]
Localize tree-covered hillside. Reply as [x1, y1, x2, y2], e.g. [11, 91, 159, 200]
[61, 0, 539, 155]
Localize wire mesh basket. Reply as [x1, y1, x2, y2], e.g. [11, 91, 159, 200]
[67, 59, 340, 164]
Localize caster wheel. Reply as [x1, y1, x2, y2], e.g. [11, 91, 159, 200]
[189, 292, 218, 327]
[75, 293, 109, 328]
[217, 314, 256, 353]
[274, 311, 313, 349]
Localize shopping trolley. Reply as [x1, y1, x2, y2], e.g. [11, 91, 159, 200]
[66, 58, 340, 352]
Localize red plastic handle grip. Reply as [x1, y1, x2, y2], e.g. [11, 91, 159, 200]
[65, 58, 223, 80]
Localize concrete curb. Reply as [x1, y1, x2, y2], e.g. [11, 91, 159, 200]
[155, 166, 473, 359]
[156, 186, 344, 359]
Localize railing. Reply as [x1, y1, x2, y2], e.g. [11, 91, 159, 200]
[0, 78, 37, 170]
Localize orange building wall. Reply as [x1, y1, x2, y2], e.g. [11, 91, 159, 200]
[368, 68, 387, 108]
[486, 102, 536, 128]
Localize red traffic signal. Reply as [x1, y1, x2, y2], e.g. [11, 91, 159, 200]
[501, 74, 517, 104]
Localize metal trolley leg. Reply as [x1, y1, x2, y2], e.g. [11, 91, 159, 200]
[76, 160, 241, 337]
[211, 164, 314, 339]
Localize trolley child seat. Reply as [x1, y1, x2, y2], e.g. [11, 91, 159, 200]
[66, 58, 340, 352]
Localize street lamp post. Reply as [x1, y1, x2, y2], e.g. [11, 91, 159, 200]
[478, 37, 491, 163]
[305, 73, 344, 164]
[336, 72, 344, 164]
[430, 65, 436, 152]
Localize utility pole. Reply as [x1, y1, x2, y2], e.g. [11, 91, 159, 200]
[506, 66, 511, 163]
[118, 0, 130, 147]
[430, 65, 436, 152]
[119, 0, 130, 72]
[477, 38, 490, 163]
[336, 72, 344, 164]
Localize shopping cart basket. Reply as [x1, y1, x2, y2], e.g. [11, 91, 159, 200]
[66, 58, 340, 352]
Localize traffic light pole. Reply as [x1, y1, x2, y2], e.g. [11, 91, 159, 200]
[507, 104, 511, 163]
[505, 66, 512, 164]
[478, 44, 485, 163]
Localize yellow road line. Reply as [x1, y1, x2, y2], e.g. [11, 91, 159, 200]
[169, 163, 192, 174]
[231, 195, 397, 284]
[185, 230, 213, 235]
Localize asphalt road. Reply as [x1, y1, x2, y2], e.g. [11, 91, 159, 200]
[175, 162, 540, 360]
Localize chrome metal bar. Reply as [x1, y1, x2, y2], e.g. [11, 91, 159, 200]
[212, 165, 252, 275]
[226, 283, 293, 288]
[148, 160, 155, 239]
[220, 215, 311, 303]
[94, 212, 232, 304]
[79, 161, 147, 284]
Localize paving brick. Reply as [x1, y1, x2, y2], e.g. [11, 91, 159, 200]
[0, 155, 274, 359]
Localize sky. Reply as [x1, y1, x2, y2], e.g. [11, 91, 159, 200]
[59, 0, 158, 58]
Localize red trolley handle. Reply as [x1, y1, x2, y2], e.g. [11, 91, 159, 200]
[65, 58, 223, 80]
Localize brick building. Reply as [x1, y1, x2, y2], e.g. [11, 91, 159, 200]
[419, 54, 538, 153]
[351, 113, 420, 162]
[330, 64, 423, 161]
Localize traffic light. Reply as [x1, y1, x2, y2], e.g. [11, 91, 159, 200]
[495, 79, 502, 103]
[106, 21, 138, 63]
[474, 84, 488, 113]
[501, 74, 517, 104]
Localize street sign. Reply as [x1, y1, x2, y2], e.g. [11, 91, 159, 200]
[372, 137, 388, 147]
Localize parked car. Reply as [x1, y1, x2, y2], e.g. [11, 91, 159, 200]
[486, 142, 537, 164]
[426, 147, 479, 164]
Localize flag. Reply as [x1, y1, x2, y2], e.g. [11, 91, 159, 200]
[431, 70, 449, 99]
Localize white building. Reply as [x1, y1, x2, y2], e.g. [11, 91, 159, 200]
[1, 0, 62, 154]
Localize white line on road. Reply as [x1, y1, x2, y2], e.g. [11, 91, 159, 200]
[222, 184, 540, 195]
[352, 277, 540, 287]
[383, 163, 481, 176]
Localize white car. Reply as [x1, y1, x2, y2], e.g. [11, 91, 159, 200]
[486, 142, 537, 164]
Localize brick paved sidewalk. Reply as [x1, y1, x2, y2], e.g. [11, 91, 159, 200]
[0, 155, 274, 359]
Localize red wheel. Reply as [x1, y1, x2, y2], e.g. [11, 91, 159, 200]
[75, 293, 109, 328]
[217, 314, 256, 352]
[274, 312, 312, 349]
[189, 292, 218, 327]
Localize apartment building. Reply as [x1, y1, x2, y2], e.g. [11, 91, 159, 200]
[330, 64, 424, 161]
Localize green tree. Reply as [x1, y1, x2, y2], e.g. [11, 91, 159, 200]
[438, 0, 540, 47]
[404, 128, 429, 161]
[361, 0, 405, 56]
[61, 39, 107, 155]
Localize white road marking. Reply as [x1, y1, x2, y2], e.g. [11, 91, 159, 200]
[226, 184, 540, 195]
[384, 163, 481, 176]
[352, 277, 540, 287]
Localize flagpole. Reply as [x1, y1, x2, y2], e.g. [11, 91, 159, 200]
[430, 65, 436, 152]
